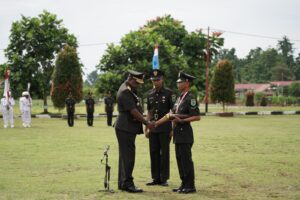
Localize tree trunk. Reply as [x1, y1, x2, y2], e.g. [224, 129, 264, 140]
[43, 94, 48, 113]
[222, 102, 225, 112]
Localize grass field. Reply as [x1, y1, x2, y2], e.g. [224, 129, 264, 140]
[5, 98, 300, 116]
[0, 115, 300, 200]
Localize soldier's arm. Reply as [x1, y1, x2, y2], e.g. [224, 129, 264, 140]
[130, 108, 155, 129]
[155, 113, 198, 127]
[172, 115, 200, 124]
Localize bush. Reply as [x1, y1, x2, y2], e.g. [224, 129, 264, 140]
[271, 95, 285, 106]
[260, 95, 268, 106]
[296, 97, 300, 105]
[255, 92, 264, 106]
[245, 91, 255, 106]
[285, 96, 300, 106]
[278, 95, 285, 106]
[271, 96, 279, 105]
[288, 82, 300, 97]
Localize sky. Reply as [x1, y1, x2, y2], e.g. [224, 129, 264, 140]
[1, 0, 300, 78]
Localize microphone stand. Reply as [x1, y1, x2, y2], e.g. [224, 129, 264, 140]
[99, 145, 114, 193]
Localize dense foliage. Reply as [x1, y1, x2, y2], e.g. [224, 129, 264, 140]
[51, 45, 83, 109]
[96, 15, 224, 98]
[215, 36, 300, 83]
[4, 10, 77, 112]
[210, 60, 235, 111]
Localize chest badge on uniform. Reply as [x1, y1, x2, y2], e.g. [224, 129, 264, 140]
[191, 99, 196, 107]
[172, 95, 176, 102]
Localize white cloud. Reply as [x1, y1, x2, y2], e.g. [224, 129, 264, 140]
[1, 0, 300, 77]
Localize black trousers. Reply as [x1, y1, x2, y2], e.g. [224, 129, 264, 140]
[149, 131, 170, 182]
[175, 143, 195, 189]
[106, 111, 113, 126]
[67, 112, 74, 127]
[87, 112, 94, 126]
[115, 129, 136, 189]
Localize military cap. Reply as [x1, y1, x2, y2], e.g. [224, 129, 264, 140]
[22, 91, 29, 96]
[150, 69, 164, 81]
[176, 71, 196, 83]
[128, 69, 144, 84]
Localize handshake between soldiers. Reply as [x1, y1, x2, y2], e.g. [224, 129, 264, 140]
[144, 113, 189, 138]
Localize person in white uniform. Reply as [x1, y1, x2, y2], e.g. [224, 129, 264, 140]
[19, 91, 32, 128]
[1, 91, 15, 128]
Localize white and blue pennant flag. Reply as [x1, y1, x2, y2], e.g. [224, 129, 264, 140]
[152, 45, 159, 69]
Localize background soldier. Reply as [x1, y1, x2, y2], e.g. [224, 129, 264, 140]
[145, 69, 176, 186]
[85, 92, 95, 126]
[114, 70, 155, 193]
[65, 93, 76, 127]
[104, 91, 114, 126]
[1, 91, 15, 128]
[19, 91, 32, 128]
[155, 71, 200, 194]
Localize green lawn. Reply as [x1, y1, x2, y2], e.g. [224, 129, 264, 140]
[6, 98, 300, 116]
[0, 115, 300, 200]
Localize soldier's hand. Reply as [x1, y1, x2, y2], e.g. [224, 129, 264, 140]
[144, 128, 150, 139]
[169, 130, 173, 139]
[146, 121, 156, 130]
[172, 116, 184, 123]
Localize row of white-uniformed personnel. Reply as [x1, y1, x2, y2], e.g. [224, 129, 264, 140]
[0, 91, 32, 128]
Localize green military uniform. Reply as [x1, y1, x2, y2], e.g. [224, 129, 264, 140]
[115, 70, 144, 191]
[146, 69, 176, 185]
[85, 95, 95, 126]
[172, 72, 200, 192]
[65, 96, 76, 127]
[104, 95, 114, 126]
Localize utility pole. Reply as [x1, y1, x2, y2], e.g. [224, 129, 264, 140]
[205, 27, 210, 113]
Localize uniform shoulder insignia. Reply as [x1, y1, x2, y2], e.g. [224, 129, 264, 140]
[126, 86, 132, 91]
[191, 99, 196, 107]
[172, 94, 177, 103]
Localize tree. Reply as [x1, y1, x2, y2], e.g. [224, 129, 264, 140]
[183, 30, 223, 93]
[245, 91, 255, 107]
[97, 15, 224, 97]
[277, 36, 294, 68]
[143, 15, 188, 49]
[98, 26, 187, 96]
[271, 63, 295, 81]
[210, 60, 235, 112]
[288, 82, 300, 97]
[240, 48, 280, 83]
[51, 45, 83, 109]
[85, 70, 99, 86]
[96, 72, 123, 99]
[5, 10, 77, 113]
[294, 53, 300, 80]
[213, 48, 242, 82]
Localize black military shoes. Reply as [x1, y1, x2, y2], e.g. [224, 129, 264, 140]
[159, 181, 169, 186]
[123, 185, 143, 193]
[146, 180, 169, 186]
[172, 186, 183, 192]
[146, 180, 160, 186]
[172, 186, 196, 194]
[179, 188, 196, 194]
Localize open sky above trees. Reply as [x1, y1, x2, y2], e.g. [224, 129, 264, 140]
[1, 0, 300, 77]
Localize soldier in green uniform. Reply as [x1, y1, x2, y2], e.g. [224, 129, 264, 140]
[104, 92, 114, 126]
[115, 70, 155, 193]
[65, 93, 76, 127]
[155, 71, 200, 194]
[145, 69, 176, 186]
[85, 92, 95, 126]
